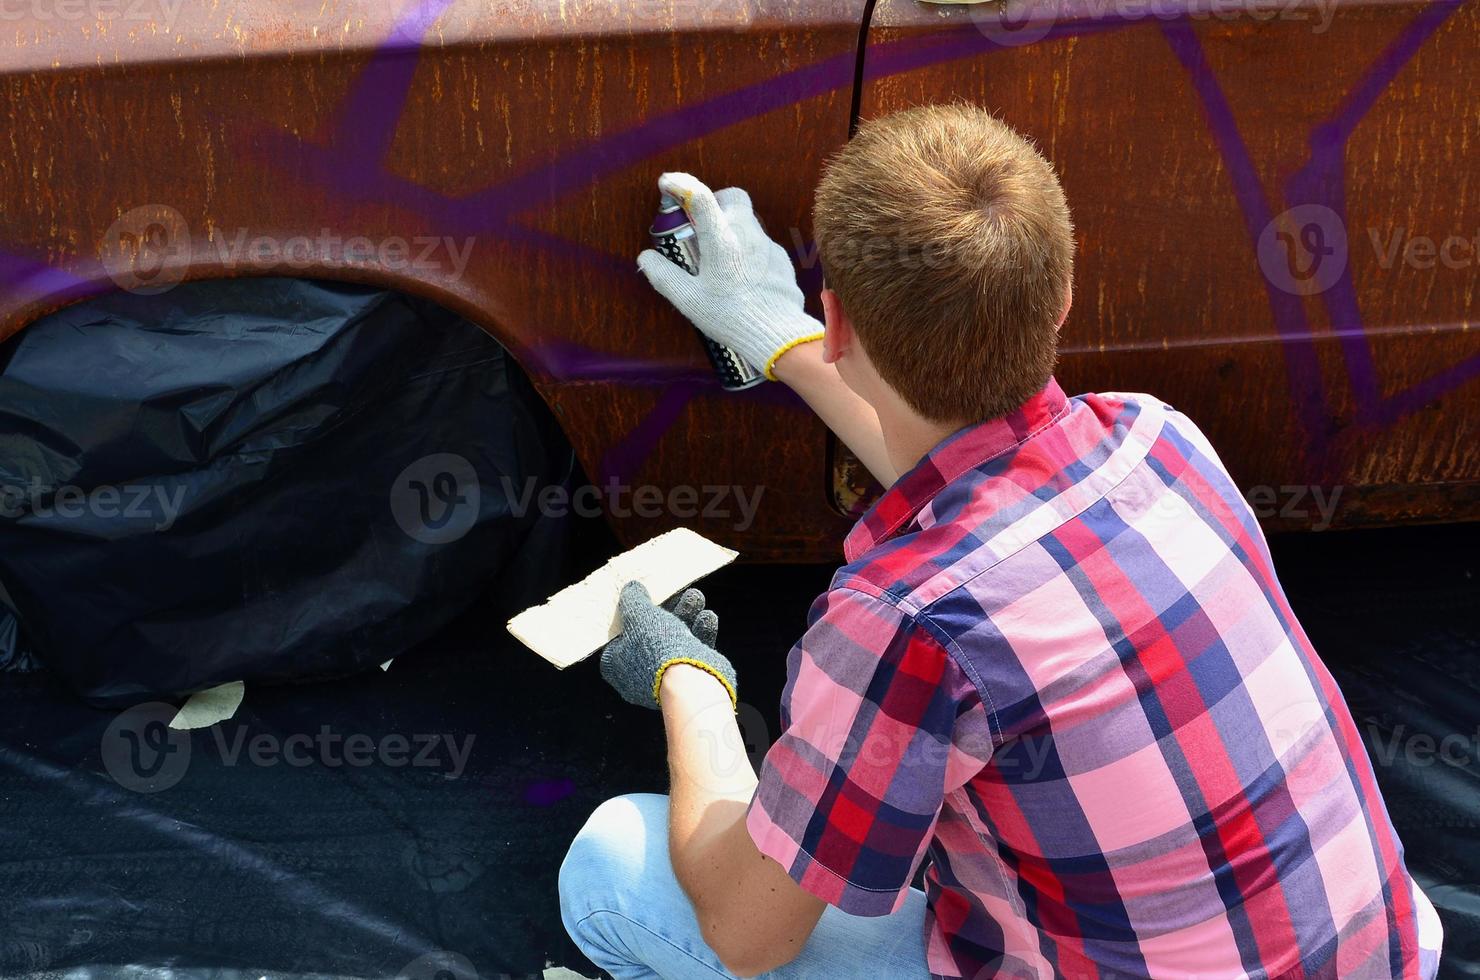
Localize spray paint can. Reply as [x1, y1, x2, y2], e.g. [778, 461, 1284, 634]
[649, 192, 765, 391]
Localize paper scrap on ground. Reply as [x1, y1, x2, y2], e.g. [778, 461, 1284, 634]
[508, 527, 738, 668]
[169, 680, 245, 730]
[380, 660, 394, 671]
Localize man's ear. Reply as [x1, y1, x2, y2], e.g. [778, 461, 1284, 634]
[821, 288, 852, 365]
[1056, 280, 1073, 331]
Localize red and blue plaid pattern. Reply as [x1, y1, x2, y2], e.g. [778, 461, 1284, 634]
[747, 380, 1441, 979]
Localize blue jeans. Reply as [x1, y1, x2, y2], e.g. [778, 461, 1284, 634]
[559, 793, 931, 979]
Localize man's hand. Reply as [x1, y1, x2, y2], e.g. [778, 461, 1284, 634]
[639, 172, 897, 487]
[637, 172, 823, 380]
[600, 581, 737, 711]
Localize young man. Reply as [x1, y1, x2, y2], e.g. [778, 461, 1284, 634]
[558, 105, 1442, 978]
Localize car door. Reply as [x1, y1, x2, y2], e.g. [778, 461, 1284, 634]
[856, 0, 1479, 528]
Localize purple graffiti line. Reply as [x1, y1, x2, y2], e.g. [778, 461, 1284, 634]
[524, 340, 713, 385]
[223, 0, 861, 473]
[597, 379, 804, 485]
[234, 7, 1136, 328]
[598, 385, 701, 487]
[0, 251, 108, 329]
[1164, 0, 1471, 463]
[334, 0, 458, 194]
[10, 0, 1469, 480]
[1157, 20, 1332, 463]
[1286, 0, 1473, 428]
[223, 6, 1151, 470]
[233, 10, 860, 250]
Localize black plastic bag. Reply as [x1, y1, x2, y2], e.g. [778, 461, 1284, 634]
[0, 607, 40, 673]
[0, 277, 571, 706]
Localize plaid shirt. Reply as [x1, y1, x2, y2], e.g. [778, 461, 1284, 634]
[747, 380, 1441, 979]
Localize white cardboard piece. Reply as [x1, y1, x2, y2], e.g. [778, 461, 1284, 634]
[507, 527, 738, 668]
[169, 680, 245, 730]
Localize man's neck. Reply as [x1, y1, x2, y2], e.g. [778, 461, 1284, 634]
[874, 394, 966, 480]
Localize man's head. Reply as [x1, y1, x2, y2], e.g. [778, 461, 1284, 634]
[814, 104, 1074, 426]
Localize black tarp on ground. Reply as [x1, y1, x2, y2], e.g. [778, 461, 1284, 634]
[0, 278, 572, 706]
[1276, 523, 1480, 978]
[0, 525, 1475, 978]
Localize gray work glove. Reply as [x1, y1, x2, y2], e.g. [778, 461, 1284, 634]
[600, 581, 737, 711]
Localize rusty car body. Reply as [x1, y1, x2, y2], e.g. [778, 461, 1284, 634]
[1, 0, 1474, 561]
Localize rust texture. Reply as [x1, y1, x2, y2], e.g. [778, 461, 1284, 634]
[1, 0, 1475, 563]
[0, 0, 865, 561]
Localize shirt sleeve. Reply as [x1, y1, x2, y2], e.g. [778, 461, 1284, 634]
[746, 586, 989, 916]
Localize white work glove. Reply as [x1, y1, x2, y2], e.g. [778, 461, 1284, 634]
[637, 172, 824, 380]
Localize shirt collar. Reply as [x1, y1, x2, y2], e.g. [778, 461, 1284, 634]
[843, 378, 1069, 563]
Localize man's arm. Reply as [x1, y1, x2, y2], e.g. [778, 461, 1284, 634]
[660, 664, 826, 977]
[596, 584, 825, 974]
[771, 339, 896, 487]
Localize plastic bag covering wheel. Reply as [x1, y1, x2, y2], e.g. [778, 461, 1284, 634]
[0, 607, 41, 673]
[0, 277, 572, 706]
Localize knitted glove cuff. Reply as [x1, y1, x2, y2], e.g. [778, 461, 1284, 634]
[653, 656, 739, 711]
[734, 309, 823, 381]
